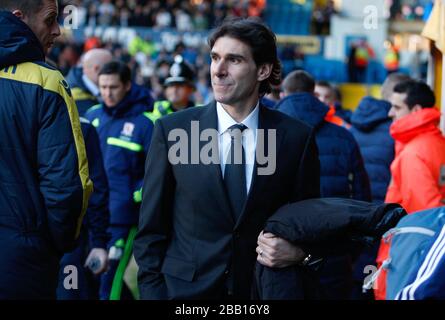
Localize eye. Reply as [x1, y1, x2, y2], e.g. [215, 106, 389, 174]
[46, 16, 56, 26]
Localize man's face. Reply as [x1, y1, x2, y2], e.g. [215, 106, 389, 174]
[84, 58, 113, 85]
[19, 0, 61, 54]
[210, 36, 270, 110]
[314, 85, 334, 106]
[388, 92, 412, 121]
[165, 83, 194, 110]
[99, 74, 131, 108]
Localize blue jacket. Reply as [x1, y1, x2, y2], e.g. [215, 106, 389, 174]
[334, 102, 353, 123]
[66, 67, 99, 116]
[85, 85, 154, 226]
[80, 118, 110, 249]
[276, 93, 371, 201]
[261, 96, 278, 109]
[0, 11, 92, 298]
[350, 97, 394, 203]
[383, 207, 445, 300]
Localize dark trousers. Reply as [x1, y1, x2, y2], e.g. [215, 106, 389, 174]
[57, 230, 100, 300]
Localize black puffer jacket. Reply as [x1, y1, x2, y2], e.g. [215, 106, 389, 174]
[254, 198, 406, 300]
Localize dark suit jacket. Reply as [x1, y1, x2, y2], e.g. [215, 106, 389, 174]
[134, 102, 320, 299]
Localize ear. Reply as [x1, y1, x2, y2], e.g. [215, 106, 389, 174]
[125, 82, 132, 92]
[257, 63, 273, 82]
[412, 105, 422, 113]
[12, 9, 24, 20]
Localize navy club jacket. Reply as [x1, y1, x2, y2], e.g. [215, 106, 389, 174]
[85, 86, 154, 226]
[0, 10, 92, 298]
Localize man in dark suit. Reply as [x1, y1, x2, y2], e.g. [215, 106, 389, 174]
[134, 17, 320, 300]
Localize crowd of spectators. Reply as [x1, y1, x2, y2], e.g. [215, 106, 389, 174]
[60, 0, 266, 31]
[50, 1, 304, 106]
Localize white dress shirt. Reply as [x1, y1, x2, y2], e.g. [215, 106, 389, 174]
[82, 73, 100, 98]
[216, 102, 259, 194]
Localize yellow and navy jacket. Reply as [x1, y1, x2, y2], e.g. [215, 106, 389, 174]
[66, 67, 99, 116]
[79, 118, 110, 249]
[0, 11, 93, 298]
[85, 85, 154, 226]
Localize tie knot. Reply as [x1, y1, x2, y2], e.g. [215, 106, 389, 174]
[228, 123, 247, 134]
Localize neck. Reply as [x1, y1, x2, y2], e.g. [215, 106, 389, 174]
[221, 100, 258, 123]
[171, 101, 188, 111]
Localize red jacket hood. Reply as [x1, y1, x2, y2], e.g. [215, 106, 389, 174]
[390, 108, 442, 144]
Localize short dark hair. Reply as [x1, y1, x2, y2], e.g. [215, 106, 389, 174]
[282, 70, 315, 94]
[0, 0, 44, 15]
[381, 72, 411, 101]
[98, 61, 131, 84]
[393, 80, 435, 109]
[208, 17, 281, 97]
[316, 81, 332, 89]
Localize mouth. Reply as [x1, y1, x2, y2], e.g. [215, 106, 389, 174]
[213, 83, 232, 89]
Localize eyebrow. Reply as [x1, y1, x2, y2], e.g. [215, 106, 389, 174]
[227, 53, 245, 60]
[45, 12, 58, 20]
[211, 52, 245, 60]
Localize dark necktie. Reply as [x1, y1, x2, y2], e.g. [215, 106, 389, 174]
[224, 124, 248, 221]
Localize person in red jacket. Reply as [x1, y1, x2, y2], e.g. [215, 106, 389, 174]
[385, 80, 445, 213]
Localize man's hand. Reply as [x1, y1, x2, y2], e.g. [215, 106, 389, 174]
[85, 248, 109, 275]
[256, 231, 306, 268]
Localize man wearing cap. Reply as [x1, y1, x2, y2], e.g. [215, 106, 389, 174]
[146, 55, 197, 123]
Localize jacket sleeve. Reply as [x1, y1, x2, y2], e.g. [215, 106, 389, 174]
[350, 138, 372, 202]
[133, 120, 154, 204]
[134, 119, 173, 299]
[294, 129, 321, 201]
[38, 90, 93, 253]
[397, 151, 444, 213]
[81, 121, 110, 249]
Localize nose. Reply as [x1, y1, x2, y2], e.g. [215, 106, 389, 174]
[388, 107, 395, 119]
[102, 88, 111, 98]
[212, 59, 227, 78]
[52, 22, 61, 37]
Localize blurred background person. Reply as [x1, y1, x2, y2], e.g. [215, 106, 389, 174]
[85, 61, 154, 299]
[276, 70, 371, 299]
[57, 119, 110, 300]
[145, 55, 196, 123]
[66, 48, 113, 116]
[348, 72, 410, 300]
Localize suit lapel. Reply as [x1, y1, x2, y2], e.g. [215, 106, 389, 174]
[234, 105, 285, 229]
[196, 102, 235, 224]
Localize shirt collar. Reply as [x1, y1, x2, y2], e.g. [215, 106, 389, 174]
[216, 101, 259, 135]
[82, 73, 100, 97]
